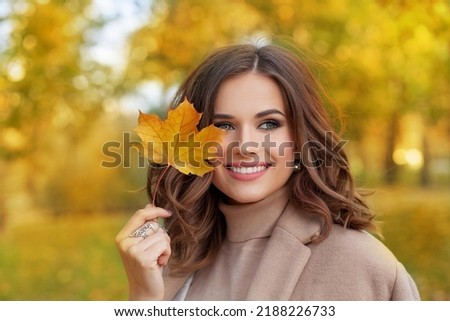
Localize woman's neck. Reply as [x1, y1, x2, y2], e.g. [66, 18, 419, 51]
[218, 186, 290, 242]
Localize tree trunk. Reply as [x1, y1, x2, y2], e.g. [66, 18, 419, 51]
[420, 129, 431, 187]
[384, 112, 400, 185]
[0, 162, 7, 232]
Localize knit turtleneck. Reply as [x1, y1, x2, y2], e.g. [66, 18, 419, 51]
[219, 186, 290, 242]
[185, 186, 291, 300]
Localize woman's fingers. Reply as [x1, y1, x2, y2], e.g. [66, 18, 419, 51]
[128, 232, 172, 268]
[121, 234, 170, 300]
[116, 204, 172, 242]
[115, 205, 173, 301]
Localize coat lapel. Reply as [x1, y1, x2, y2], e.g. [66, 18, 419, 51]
[163, 202, 322, 301]
[245, 203, 322, 300]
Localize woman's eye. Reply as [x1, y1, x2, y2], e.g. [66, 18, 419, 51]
[214, 122, 234, 130]
[259, 120, 280, 130]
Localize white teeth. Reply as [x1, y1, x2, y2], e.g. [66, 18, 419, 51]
[230, 166, 266, 174]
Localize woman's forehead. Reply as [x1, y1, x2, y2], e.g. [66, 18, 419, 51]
[213, 72, 286, 117]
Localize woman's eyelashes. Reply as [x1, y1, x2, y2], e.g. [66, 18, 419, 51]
[258, 120, 280, 130]
[214, 122, 235, 131]
[214, 119, 281, 131]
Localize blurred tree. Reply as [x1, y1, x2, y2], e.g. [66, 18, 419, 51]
[123, 0, 263, 91]
[0, 0, 117, 223]
[123, 0, 449, 186]
[356, 0, 449, 185]
[1, 0, 105, 152]
[247, 0, 449, 185]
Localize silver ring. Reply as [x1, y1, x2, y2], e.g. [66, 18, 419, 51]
[129, 221, 167, 239]
[129, 221, 155, 239]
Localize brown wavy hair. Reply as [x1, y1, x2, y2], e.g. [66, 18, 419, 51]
[147, 43, 378, 275]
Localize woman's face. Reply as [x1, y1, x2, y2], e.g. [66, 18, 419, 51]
[212, 72, 295, 204]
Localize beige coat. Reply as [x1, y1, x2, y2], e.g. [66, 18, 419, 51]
[163, 202, 420, 300]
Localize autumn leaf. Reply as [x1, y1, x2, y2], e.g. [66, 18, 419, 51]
[135, 98, 224, 177]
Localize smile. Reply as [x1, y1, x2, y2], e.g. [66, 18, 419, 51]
[229, 165, 267, 174]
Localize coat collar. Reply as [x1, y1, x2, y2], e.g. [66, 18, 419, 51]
[163, 201, 322, 300]
[245, 202, 322, 300]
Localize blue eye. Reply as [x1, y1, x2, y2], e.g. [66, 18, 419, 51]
[259, 120, 280, 130]
[214, 122, 235, 131]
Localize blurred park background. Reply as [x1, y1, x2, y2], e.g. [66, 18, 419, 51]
[0, 0, 449, 300]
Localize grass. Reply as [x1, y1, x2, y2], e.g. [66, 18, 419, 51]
[367, 187, 450, 300]
[0, 187, 448, 300]
[0, 214, 130, 300]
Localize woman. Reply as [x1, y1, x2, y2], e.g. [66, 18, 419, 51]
[115, 43, 420, 300]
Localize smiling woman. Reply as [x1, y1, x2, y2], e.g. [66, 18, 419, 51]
[211, 72, 295, 204]
[115, 42, 420, 301]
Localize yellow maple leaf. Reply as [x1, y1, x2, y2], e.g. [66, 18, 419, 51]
[135, 98, 224, 177]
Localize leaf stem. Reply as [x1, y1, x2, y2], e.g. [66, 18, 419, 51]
[152, 165, 170, 206]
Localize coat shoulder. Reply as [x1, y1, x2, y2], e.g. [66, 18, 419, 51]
[320, 225, 396, 267]
[295, 224, 420, 300]
[311, 225, 399, 279]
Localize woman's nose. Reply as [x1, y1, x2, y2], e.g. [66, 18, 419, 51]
[235, 126, 261, 156]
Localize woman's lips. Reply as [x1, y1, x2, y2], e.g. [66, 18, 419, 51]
[225, 163, 270, 181]
[229, 165, 267, 174]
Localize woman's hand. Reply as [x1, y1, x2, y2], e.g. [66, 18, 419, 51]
[115, 204, 172, 300]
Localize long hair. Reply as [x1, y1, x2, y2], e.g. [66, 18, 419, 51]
[148, 43, 378, 275]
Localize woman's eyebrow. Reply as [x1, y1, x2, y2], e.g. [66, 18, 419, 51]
[213, 109, 285, 120]
[255, 109, 286, 118]
[213, 113, 234, 120]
